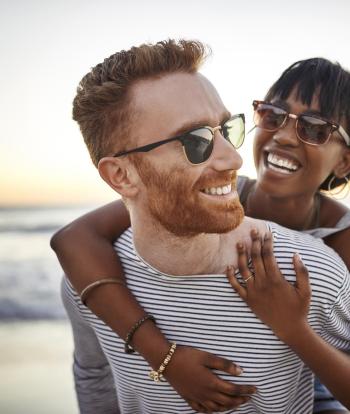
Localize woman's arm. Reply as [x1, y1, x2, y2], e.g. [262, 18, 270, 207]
[51, 200, 255, 412]
[227, 229, 350, 409]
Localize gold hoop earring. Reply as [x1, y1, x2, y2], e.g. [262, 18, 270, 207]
[327, 175, 350, 199]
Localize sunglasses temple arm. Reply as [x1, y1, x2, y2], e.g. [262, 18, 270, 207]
[338, 125, 350, 146]
[247, 125, 257, 135]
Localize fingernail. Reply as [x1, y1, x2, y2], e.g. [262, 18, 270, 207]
[234, 365, 243, 375]
[237, 242, 244, 249]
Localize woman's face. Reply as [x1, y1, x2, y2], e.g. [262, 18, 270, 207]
[253, 90, 349, 198]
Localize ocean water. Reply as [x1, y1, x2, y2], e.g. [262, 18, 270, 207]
[1, 196, 350, 321]
[0, 205, 95, 320]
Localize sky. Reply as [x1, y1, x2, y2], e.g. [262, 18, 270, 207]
[1, 0, 350, 206]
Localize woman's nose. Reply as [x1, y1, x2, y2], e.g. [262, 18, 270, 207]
[272, 119, 300, 147]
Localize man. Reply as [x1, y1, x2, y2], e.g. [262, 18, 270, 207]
[62, 40, 350, 413]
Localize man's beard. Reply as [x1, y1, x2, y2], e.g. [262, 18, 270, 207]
[133, 157, 244, 237]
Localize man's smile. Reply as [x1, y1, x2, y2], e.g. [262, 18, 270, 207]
[202, 183, 232, 195]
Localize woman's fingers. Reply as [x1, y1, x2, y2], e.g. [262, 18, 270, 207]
[226, 265, 247, 300]
[293, 253, 311, 300]
[205, 394, 251, 412]
[237, 242, 254, 285]
[261, 232, 282, 282]
[205, 351, 243, 376]
[188, 401, 207, 413]
[250, 229, 266, 286]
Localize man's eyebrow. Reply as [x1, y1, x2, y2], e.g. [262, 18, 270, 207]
[170, 111, 232, 137]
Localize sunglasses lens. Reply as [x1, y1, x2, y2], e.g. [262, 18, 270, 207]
[183, 128, 214, 164]
[297, 115, 331, 145]
[183, 115, 245, 164]
[254, 103, 287, 131]
[222, 115, 245, 149]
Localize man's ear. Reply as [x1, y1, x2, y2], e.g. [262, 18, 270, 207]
[98, 157, 139, 198]
[333, 147, 350, 178]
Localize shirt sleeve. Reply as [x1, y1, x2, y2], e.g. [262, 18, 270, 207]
[61, 277, 120, 414]
[313, 377, 347, 413]
[320, 270, 350, 352]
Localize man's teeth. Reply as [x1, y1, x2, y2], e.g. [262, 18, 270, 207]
[203, 184, 232, 195]
[267, 153, 298, 172]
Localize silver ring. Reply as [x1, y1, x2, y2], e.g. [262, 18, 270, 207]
[244, 275, 254, 282]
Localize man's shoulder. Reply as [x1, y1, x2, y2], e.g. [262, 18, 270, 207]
[234, 218, 347, 276]
[114, 227, 134, 255]
[236, 217, 329, 245]
[268, 221, 348, 279]
[232, 217, 268, 242]
[267, 220, 330, 251]
[267, 220, 325, 245]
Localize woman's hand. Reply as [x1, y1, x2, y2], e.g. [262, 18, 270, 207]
[164, 345, 256, 413]
[226, 229, 311, 343]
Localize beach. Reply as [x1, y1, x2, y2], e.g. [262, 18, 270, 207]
[0, 205, 94, 414]
[0, 321, 77, 414]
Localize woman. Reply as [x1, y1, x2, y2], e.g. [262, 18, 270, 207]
[52, 57, 350, 413]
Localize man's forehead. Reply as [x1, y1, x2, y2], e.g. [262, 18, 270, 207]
[130, 72, 228, 142]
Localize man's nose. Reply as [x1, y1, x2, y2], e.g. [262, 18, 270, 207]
[272, 118, 300, 147]
[209, 131, 243, 171]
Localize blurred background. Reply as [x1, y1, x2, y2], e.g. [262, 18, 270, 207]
[1, 0, 350, 412]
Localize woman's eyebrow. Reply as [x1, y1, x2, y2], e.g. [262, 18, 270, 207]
[272, 100, 323, 117]
[302, 109, 323, 116]
[271, 99, 289, 110]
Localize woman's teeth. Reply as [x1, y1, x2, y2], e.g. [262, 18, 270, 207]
[203, 184, 232, 195]
[267, 153, 299, 173]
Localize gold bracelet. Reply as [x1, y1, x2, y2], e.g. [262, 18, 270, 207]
[80, 278, 126, 306]
[149, 342, 177, 382]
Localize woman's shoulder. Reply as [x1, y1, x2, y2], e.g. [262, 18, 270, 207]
[237, 176, 256, 202]
[302, 194, 350, 242]
[319, 194, 350, 228]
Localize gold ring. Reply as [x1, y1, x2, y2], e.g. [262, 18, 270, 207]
[244, 275, 254, 282]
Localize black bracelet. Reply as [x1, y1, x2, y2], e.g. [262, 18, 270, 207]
[124, 314, 156, 354]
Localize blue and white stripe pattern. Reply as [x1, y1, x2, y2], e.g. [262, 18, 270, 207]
[64, 221, 350, 413]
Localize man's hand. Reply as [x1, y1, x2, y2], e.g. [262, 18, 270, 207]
[164, 345, 256, 412]
[226, 229, 311, 343]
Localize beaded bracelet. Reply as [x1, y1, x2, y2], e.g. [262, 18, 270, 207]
[80, 278, 126, 306]
[124, 314, 156, 354]
[149, 342, 177, 382]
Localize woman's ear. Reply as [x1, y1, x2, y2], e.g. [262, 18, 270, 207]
[333, 147, 350, 178]
[98, 157, 139, 198]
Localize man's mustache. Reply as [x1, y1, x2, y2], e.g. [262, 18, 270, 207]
[195, 171, 237, 190]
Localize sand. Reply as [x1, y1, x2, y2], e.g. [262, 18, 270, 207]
[0, 320, 78, 414]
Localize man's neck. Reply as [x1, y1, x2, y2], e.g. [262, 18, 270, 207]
[131, 214, 266, 276]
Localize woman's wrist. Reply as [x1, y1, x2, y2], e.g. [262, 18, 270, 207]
[131, 320, 172, 369]
[277, 321, 314, 348]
